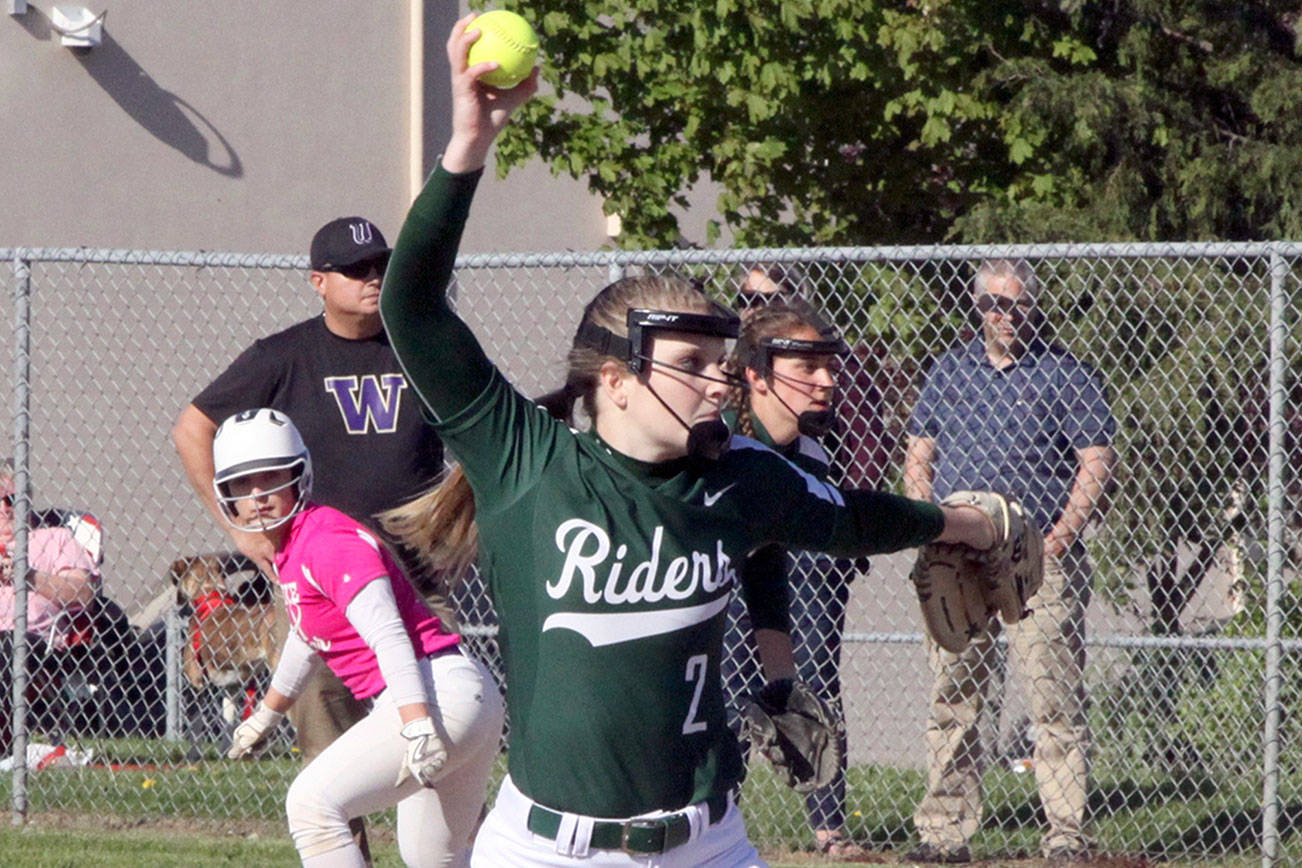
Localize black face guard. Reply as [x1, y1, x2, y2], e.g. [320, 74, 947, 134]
[576, 304, 742, 373]
[748, 335, 849, 375]
[575, 304, 744, 459]
[747, 335, 850, 439]
[794, 404, 837, 438]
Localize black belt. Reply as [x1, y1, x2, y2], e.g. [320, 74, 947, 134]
[525, 791, 728, 855]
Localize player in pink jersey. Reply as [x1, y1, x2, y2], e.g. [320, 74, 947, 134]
[214, 408, 503, 868]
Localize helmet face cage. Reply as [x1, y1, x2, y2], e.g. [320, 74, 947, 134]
[623, 305, 741, 375]
[214, 458, 310, 532]
[211, 408, 314, 532]
[572, 303, 743, 460]
[744, 335, 851, 439]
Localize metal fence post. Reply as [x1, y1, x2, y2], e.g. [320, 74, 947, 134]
[164, 603, 181, 741]
[9, 251, 31, 825]
[1261, 249, 1288, 868]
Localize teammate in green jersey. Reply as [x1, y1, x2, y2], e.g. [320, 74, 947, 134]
[378, 17, 1001, 868]
[720, 300, 877, 860]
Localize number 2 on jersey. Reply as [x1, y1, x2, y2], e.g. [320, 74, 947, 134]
[682, 653, 708, 734]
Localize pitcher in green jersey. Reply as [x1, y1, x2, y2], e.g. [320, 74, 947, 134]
[378, 16, 1001, 868]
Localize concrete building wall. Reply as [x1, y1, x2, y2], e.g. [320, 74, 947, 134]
[0, 1, 626, 619]
[0, 1, 612, 254]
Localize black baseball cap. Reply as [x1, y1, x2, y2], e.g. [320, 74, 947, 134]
[309, 217, 391, 271]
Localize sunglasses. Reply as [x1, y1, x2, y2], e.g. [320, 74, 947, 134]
[974, 293, 1035, 317]
[332, 254, 390, 281]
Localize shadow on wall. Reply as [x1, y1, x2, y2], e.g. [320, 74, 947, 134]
[14, 8, 241, 177]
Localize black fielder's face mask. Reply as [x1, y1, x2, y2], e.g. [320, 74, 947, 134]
[685, 417, 733, 461]
[575, 304, 744, 460]
[795, 407, 837, 438]
[747, 335, 849, 439]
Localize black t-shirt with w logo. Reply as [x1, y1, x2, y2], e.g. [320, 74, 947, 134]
[193, 316, 443, 526]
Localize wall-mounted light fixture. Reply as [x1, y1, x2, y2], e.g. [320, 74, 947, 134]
[51, 6, 106, 48]
[8, 0, 28, 17]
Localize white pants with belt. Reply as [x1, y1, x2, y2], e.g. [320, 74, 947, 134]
[285, 649, 504, 868]
[471, 775, 767, 868]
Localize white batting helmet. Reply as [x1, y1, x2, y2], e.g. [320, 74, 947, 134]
[212, 408, 313, 531]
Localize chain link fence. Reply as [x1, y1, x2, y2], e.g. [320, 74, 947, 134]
[2, 243, 1298, 864]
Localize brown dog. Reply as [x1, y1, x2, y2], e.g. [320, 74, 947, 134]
[168, 553, 283, 720]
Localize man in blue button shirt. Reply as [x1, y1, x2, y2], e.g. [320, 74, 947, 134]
[904, 259, 1116, 864]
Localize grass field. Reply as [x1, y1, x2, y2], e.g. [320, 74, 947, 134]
[0, 821, 1268, 867]
[1, 735, 1294, 866]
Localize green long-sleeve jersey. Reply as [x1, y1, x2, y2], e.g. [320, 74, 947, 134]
[725, 411, 839, 633]
[379, 166, 944, 819]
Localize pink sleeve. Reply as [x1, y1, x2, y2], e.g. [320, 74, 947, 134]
[28, 528, 97, 576]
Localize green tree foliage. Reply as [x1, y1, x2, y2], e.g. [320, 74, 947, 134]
[488, 0, 1302, 635]
[489, 0, 1302, 248]
[1055, 260, 1269, 618]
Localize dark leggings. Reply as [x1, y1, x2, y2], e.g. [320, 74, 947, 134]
[0, 631, 50, 757]
[721, 552, 856, 831]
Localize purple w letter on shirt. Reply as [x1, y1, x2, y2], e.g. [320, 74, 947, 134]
[323, 374, 408, 434]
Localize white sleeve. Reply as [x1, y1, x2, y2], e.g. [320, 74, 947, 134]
[345, 578, 428, 707]
[268, 630, 322, 701]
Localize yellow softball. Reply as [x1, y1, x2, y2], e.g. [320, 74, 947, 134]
[467, 10, 539, 89]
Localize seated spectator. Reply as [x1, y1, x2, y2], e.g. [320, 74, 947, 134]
[0, 485, 99, 650]
[0, 463, 99, 754]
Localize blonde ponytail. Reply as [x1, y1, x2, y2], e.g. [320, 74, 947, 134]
[379, 465, 479, 584]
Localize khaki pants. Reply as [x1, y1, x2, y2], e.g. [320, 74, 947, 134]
[913, 545, 1093, 856]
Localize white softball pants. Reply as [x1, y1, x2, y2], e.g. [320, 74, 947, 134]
[471, 775, 767, 868]
[286, 648, 504, 868]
